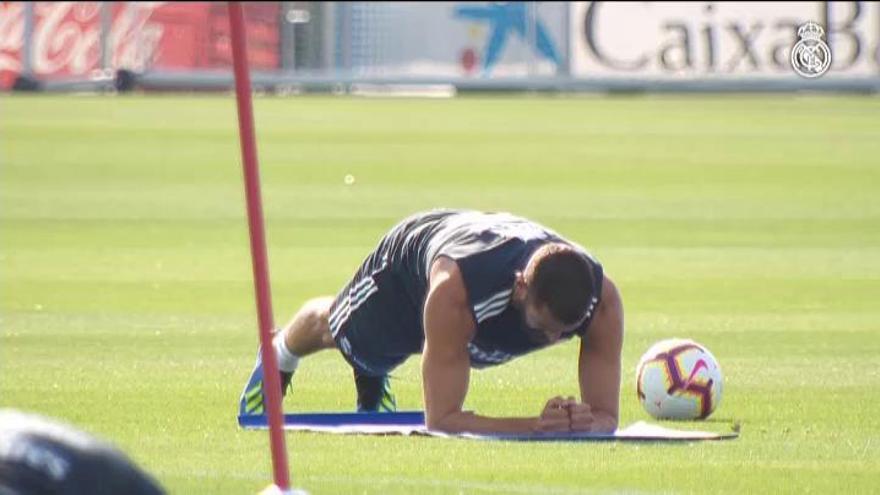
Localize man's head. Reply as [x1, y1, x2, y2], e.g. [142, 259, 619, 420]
[0, 409, 165, 495]
[513, 243, 598, 344]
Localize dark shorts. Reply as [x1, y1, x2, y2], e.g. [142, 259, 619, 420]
[328, 214, 444, 377]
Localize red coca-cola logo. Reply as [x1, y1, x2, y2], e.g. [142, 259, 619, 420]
[0, 1, 165, 82]
[106, 3, 165, 73]
[0, 2, 25, 74]
[32, 2, 102, 74]
[0, 1, 279, 89]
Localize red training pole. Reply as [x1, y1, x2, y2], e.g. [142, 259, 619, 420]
[228, 2, 291, 491]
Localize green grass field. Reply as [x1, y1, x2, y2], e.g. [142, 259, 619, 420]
[2, 94, 879, 494]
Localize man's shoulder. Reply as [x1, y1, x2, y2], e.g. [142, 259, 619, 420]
[428, 256, 467, 298]
[424, 256, 478, 338]
[430, 254, 458, 272]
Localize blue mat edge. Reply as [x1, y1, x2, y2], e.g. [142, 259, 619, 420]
[237, 412, 738, 442]
[238, 411, 425, 427]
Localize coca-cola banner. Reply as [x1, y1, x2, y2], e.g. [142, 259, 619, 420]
[0, 2, 280, 89]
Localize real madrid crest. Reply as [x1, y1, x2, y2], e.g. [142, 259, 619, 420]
[790, 22, 832, 78]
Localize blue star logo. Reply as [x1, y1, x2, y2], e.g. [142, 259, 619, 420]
[454, 2, 561, 74]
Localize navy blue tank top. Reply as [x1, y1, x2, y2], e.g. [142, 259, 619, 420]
[386, 209, 604, 368]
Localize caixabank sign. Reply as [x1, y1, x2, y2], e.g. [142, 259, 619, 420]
[571, 1, 880, 79]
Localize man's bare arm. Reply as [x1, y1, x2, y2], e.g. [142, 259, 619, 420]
[422, 257, 570, 434]
[576, 275, 624, 432]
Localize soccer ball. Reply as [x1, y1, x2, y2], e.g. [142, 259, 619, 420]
[636, 338, 723, 420]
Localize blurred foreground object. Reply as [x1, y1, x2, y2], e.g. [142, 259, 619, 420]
[0, 409, 165, 495]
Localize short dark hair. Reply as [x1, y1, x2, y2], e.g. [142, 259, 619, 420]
[0, 409, 166, 495]
[524, 244, 595, 325]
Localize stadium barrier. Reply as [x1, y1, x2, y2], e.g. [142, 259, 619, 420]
[48, 70, 880, 94]
[2, 1, 879, 94]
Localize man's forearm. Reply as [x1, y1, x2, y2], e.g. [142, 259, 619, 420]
[427, 411, 537, 434]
